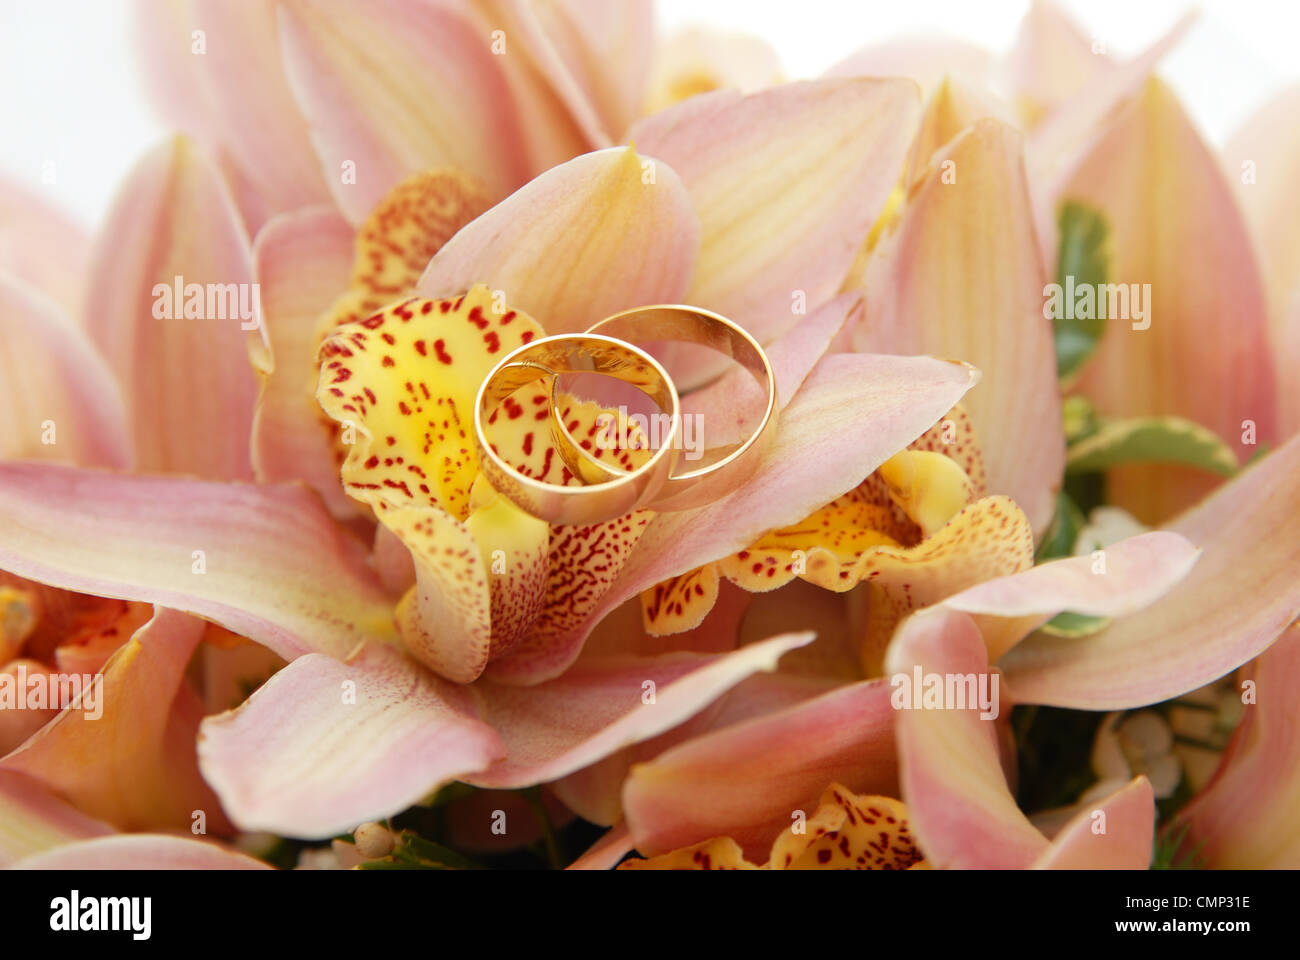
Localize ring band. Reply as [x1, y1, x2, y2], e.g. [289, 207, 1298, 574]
[474, 334, 682, 526]
[549, 305, 777, 513]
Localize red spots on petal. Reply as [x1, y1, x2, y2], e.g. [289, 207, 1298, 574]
[414, 340, 427, 356]
[434, 339, 453, 364]
[484, 331, 500, 353]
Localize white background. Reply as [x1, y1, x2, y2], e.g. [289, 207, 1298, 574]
[2, 0, 1296, 232]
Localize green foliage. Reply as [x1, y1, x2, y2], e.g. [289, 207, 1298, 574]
[1066, 415, 1239, 478]
[1052, 202, 1110, 381]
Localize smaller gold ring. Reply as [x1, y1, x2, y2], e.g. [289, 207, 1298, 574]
[474, 334, 682, 525]
[549, 305, 777, 512]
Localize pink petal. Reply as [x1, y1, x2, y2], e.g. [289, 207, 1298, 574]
[84, 136, 258, 481]
[0, 770, 112, 868]
[623, 679, 898, 861]
[13, 834, 270, 870]
[490, 0, 652, 143]
[489, 352, 979, 682]
[628, 78, 921, 351]
[249, 205, 357, 515]
[944, 531, 1199, 661]
[1005, 0, 1112, 123]
[2, 608, 227, 833]
[566, 822, 635, 871]
[276, 0, 532, 224]
[0, 175, 89, 319]
[134, 0, 332, 225]
[1172, 625, 1300, 867]
[419, 147, 699, 333]
[886, 607, 1048, 868]
[1001, 433, 1300, 708]
[1226, 85, 1300, 318]
[470, 632, 814, 788]
[826, 36, 993, 97]
[0, 279, 129, 469]
[198, 644, 504, 837]
[860, 119, 1063, 534]
[1032, 776, 1154, 869]
[0, 463, 394, 661]
[1060, 79, 1276, 521]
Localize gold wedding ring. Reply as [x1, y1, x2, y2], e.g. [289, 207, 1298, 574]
[549, 305, 777, 513]
[474, 334, 681, 526]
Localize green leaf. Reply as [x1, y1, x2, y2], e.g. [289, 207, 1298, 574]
[1065, 415, 1239, 477]
[1052, 202, 1110, 380]
[1035, 490, 1086, 562]
[1039, 610, 1110, 638]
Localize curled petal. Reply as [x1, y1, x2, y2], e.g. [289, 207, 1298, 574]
[1001, 434, 1300, 708]
[420, 147, 699, 333]
[2, 609, 227, 833]
[198, 643, 505, 838]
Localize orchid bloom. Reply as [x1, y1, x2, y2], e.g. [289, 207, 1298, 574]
[2, 0, 1297, 873]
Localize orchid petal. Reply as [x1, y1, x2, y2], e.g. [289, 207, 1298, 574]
[0, 176, 89, 318]
[1171, 625, 1300, 868]
[646, 26, 783, 113]
[886, 607, 1048, 868]
[944, 530, 1200, 663]
[419, 147, 699, 333]
[623, 679, 897, 860]
[0, 771, 112, 868]
[826, 36, 993, 98]
[249, 205, 356, 514]
[134, 0, 332, 224]
[1032, 776, 1154, 869]
[0, 279, 129, 469]
[1001, 433, 1300, 708]
[276, 0, 531, 224]
[0, 463, 395, 661]
[13, 834, 270, 870]
[1005, 0, 1112, 126]
[859, 119, 1063, 534]
[566, 822, 635, 871]
[2, 608, 226, 833]
[469, 632, 813, 788]
[1226, 85, 1300, 320]
[85, 135, 257, 481]
[628, 78, 921, 350]
[198, 643, 505, 838]
[484, 0, 652, 143]
[1060, 79, 1276, 521]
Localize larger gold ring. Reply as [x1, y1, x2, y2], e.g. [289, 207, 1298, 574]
[549, 305, 777, 512]
[474, 334, 681, 526]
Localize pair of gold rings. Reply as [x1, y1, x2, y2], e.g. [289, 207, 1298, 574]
[473, 305, 777, 526]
